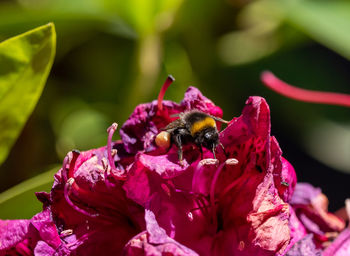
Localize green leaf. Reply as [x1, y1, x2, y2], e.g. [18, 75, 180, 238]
[0, 165, 59, 219]
[276, 0, 350, 60]
[0, 23, 56, 166]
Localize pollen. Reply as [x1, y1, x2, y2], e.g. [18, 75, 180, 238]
[155, 131, 171, 149]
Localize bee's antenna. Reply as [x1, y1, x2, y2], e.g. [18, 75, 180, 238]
[219, 142, 228, 157]
[211, 115, 229, 124]
[157, 75, 175, 112]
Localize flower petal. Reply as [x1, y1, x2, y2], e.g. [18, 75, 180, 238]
[45, 146, 145, 255]
[323, 228, 350, 256]
[123, 210, 199, 256]
[285, 234, 322, 256]
[0, 209, 63, 255]
[290, 182, 345, 246]
[0, 219, 30, 251]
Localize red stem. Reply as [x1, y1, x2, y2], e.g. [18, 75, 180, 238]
[157, 75, 175, 111]
[261, 71, 350, 107]
[209, 162, 225, 231]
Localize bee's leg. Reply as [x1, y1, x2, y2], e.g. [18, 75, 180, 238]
[173, 134, 183, 163]
[212, 145, 216, 159]
[198, 145, 203, 160]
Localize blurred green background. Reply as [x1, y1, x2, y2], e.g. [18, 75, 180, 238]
[0, 0, 350, 217]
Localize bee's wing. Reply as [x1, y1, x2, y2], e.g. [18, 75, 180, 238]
[162, 118, 185, 132]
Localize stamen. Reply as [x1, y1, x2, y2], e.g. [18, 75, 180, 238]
[102, 158, 116, 189]
[107, 123, 126, 180]
[64, 178, 99, 218]
[261, 71, 350, 107]
[66, 230, 98, 248]
[197, 196, 211, 217]
[60, 229, 73, 237]
[209, 162, 226, 231]
[219, 159, 240, 199]
[190, 196, 211, 223]
[157, 75, 175, 112]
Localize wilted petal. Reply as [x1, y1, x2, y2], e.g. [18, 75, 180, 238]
[290, 183, 321, 206]
[245, 174, 290, 254]
[285, 234, 322, 256]
[290, 182, 345, 246]
[0, 219, 30, 252]
[323, 228, 350, 256]
[34, 241, 56, 256]
[284, 207, 307, 253]
[323, 199, 350, 256]
[0, 209, 64, 255]
[123, 210, 199, 256]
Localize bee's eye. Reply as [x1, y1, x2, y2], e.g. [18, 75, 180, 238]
[205, 132, 211, 139]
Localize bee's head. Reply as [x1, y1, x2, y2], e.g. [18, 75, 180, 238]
[195, 127, 219, 150]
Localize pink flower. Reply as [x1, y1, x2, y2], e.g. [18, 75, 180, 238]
[123, 94, 296, 255]
[8, 75, 350, 255]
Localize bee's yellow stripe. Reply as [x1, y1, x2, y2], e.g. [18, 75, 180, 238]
[190, 117, 216, 136]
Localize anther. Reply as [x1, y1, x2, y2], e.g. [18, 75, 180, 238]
[225, 158, 239, 165]
[107, 123, 126, 180]
[199, 158, 219, 166]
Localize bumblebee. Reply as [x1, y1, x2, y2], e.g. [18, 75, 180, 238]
[155, 110, 228, 162]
